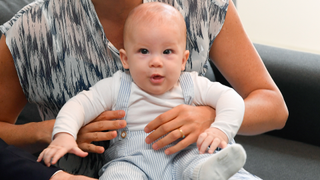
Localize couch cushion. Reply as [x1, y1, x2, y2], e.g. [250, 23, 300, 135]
[0, 0, 34, 37]
[235, 134, 320, 180]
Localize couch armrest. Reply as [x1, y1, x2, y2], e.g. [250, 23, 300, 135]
[255, 44, 320, 146]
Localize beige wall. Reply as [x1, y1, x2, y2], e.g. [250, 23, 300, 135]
[237, 0, 320, 55]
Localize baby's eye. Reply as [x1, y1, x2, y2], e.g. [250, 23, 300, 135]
[163, 49, 172, 54]
[139, 49, 149, 54]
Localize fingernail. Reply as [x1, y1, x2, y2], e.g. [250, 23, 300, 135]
[165, 149, 170, 155]
[144, 127, 149, 133]
[146, 137, 151, 144]
[153, 143, 158, 150]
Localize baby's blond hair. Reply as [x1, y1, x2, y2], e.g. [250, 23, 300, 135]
[123, 2, 187, 48]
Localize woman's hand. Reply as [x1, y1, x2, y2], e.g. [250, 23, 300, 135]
[76, 110, 127, 154]
[50, 171, 98, 180]
[144, 105, 216, 155]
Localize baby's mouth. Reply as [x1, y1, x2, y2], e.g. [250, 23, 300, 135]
[150, 74, 164, 83]
[152, 74, 163, 79]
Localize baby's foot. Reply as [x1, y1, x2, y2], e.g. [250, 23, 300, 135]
[193, 144, 246, 180]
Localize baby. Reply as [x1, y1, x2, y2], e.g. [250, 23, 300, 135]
[38, 2, 246, 180]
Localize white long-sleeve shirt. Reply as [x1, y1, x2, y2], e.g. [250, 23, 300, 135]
[53, 71, 244, 142]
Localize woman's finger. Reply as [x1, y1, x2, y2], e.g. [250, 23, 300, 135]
[145, 117, 183, 145]
[78, 142, 105, 154]
[77, 131, 118, 143]
[76, 109, 126, 154]
[77, 131, 117, 153]
[146, 105, 214, 144]
[79, 119, 126, 134]
[93, 110, 125, 122]
[164, 131, 198, 155]
[144, 105, 181, 133]
[148, 121, 201, 151]
[145, 105, 215, 154]
[145, 105, 199, 145]
[150, 127, 186, 150]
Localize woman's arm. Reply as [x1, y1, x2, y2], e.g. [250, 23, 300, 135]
[144, 0, 288, 154]
[0, 35, 49, 148]
[209, 1, 288, 135]
[51, 171, 97, 180]
[0, 35, 126, 153]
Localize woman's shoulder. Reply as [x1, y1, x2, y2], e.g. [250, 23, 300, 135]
[0, 0, 93, 34]
[147, 0, 229, 16]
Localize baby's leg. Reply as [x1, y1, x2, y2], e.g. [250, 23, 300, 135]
[192, 144, 246, 180]
[99, 161, 147, 180]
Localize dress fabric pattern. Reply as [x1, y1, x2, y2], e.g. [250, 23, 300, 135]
[0, 0, 228, 121]
[0, 0, 230, 177]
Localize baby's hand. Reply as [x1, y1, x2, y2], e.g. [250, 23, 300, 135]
[196, 127, 228, 154]
[37, 133, 88, 167]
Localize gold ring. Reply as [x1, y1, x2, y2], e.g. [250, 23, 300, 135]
[178, 128, 185, 138]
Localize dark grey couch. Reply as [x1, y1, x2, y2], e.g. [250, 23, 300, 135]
[2, 0, 320, 179]
[209, 44, 320, 179]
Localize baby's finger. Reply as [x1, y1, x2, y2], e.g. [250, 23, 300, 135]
[220, 140, 228, 149]
[50, 152, 63, 165]
[199, 136, 214, 154]
[37, 150, 45, 162]
[43, 149, 57, 167]
[71, 147, 89, 157]
[196, 132, 207, 149]
[50, 148, 70, 165]
[208, 138, 221, 154]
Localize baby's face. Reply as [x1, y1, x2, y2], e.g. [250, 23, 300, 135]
[120, 20, 189, 95]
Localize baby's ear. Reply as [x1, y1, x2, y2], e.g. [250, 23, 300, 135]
[181, 50, 189, 71]
[120, 49, 130, 69]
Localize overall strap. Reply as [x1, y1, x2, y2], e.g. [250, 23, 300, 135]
[179, 72, 194, 105]
[115, 71, 132, 118]
[113, 71, 132, 141]
[113, 71, 194, 142]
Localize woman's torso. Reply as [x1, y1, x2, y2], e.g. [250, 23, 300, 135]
[0, 0, 229, 176]
[0, 0, 228, 120]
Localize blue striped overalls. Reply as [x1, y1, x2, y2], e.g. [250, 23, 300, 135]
[99, 71, 261, 180]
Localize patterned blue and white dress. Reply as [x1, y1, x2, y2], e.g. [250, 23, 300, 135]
[0, 0, 260, 179]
